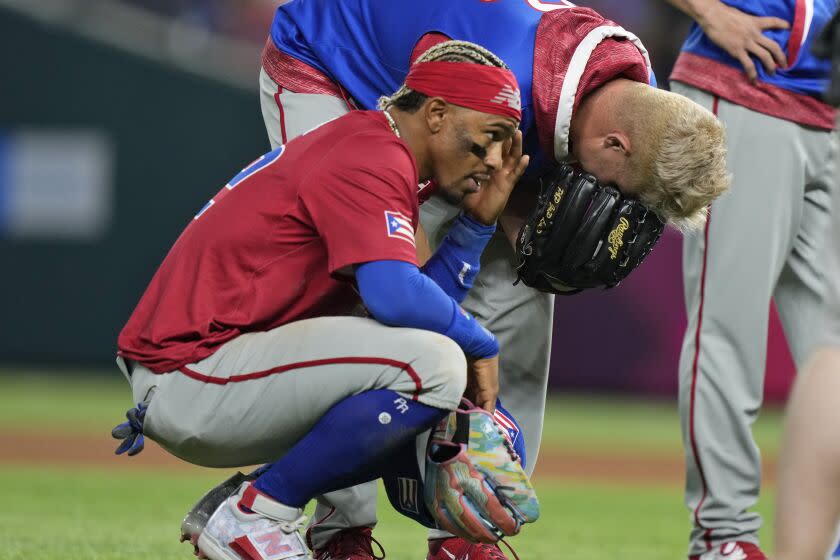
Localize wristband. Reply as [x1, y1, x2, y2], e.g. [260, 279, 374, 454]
[443, 299, 499, 359]
[421, 213, 496, 302]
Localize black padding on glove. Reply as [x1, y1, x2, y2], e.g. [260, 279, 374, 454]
[515, 164, 665, 294]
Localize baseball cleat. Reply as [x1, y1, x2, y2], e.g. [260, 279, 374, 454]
[312, 527, 385, 560]
[689, 541, 767, 560]
[180, 471, 253, 545]
[196, 481, 311, 560]
[426, 537, 514, 560]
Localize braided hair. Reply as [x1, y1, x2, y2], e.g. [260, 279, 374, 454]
[378, 40, 509, 113]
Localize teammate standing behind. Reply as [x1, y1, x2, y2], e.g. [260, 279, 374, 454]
[665, 0, 840, 558]
[252, 3, 730, 558]
[113, 41, 530, 560]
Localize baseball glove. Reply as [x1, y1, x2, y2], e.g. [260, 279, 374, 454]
[423, 401, 540, 543]
[515, 164, 665, 294]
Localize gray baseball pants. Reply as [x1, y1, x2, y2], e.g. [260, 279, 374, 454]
[672, 82, 840, 556]
[259, 68, 553, 547]
[122, 316, 467, 469]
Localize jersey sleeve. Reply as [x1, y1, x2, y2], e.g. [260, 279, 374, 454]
[301, 132, 420, 274]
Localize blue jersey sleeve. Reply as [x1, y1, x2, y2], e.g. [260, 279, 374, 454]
[356, 260, 499, 359]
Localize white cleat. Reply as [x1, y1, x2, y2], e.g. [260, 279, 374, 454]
[197, 481, 312, 560]
[181, 471, 250, 546]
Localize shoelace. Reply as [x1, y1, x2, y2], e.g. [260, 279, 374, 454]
[277, 514, 309, 534]
[318, 529, 385, 559]
[496, 539, 520, 560]
[464, 540, 520, 560]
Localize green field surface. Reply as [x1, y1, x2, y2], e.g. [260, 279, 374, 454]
[0, 467, 777, 560]
[0, 370, 787, 454]
[0, 371, 784, 559]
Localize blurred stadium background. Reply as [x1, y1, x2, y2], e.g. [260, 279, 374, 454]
[0, 1, 791, 558]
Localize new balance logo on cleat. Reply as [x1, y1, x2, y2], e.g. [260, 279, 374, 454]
[690, 541, 767, 560]
[715, 543, 747, 560]
[196, 482, 311, 560]
[232, 528, 299, 560]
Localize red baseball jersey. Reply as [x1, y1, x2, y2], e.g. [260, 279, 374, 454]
[118, 111, 420, 373]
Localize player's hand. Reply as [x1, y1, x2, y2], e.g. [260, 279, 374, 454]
[465, 355, 500, 413]
[462, 130, 529, 226]
[697, 2, 789, 82]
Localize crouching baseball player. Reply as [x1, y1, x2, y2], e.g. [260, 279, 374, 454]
[250, 4, 733, 559]
[111, 42, 534, 560]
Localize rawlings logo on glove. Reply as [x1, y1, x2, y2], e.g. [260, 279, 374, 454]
[423, 401, 540, 543]
[515, 164, 665, 294]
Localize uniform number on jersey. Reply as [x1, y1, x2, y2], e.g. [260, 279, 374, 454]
[194, 146, 285, 220]
[227, 146, 285, 191]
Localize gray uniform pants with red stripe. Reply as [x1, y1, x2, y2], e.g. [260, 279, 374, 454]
[124, 317, 466, 469]
[259, 68, 553, 548]
[672, 82, 840, 556]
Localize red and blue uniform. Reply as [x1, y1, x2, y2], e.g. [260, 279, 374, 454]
[672, 0, 838, 128]
[268, 0, 553, 136]
[264, 0, 652, 168]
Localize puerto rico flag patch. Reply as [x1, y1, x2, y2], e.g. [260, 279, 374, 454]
[493, 401, 527, 468]
[493, 408, 520, 448]
[384, 210, 415, 247]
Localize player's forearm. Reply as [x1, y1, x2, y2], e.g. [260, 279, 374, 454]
[355, 260, 498, 359]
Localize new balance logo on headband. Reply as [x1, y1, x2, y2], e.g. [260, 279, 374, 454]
[406, 60, 522, 120]
[491, 84, 522, 111]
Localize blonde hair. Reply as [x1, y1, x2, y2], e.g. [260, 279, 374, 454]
[378, 40, 508, 111]
[620, 83, 730, 231]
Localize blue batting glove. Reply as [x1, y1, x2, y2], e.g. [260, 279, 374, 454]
[111, 402, 148, 456]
